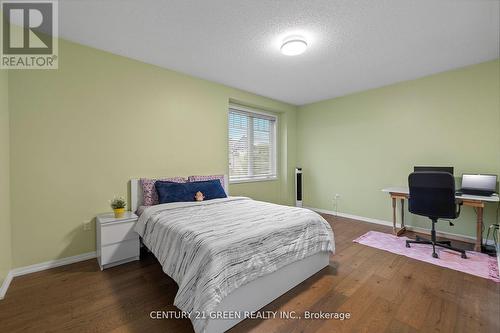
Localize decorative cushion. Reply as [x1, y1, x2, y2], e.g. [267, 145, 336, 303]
[141, 177, 186, 206]
[188, 175, 226, 193]
[155, 180, 227, 204]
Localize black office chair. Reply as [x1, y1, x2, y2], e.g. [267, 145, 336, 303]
[406, 171, 467, 259]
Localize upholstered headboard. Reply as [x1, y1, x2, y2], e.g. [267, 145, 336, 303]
[130, 175, 229, 212]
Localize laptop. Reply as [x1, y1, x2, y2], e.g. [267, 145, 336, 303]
[458, 174, 497, 196]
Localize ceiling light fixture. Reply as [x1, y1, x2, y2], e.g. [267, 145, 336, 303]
[280, 36, 308, 56]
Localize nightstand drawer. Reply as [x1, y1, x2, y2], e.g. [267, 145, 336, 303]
[101, 238, 139, 265]
[101, 220, 137, 245]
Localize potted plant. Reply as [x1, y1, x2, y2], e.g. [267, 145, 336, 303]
[110, 196, 127, 218]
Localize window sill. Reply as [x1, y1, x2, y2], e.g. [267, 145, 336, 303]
[229, 177, 278, 184]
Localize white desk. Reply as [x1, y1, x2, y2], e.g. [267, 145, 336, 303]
[382, 187, 499, 252]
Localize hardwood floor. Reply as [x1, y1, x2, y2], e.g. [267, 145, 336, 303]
[1, 215, 498, 333]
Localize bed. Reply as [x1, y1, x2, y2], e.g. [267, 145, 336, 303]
[130, 176, 335, 333]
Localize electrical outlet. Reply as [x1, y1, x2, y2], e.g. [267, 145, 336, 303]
[83, 220, 92, 231]
[333, 194, 341, 216]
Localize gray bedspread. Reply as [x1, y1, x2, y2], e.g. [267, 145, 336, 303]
[135, 197, 334, 332]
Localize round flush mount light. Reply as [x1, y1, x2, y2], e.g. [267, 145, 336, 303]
[280, 36, 308, 56]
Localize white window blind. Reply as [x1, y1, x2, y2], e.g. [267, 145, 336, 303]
[228, 105, 277, 182]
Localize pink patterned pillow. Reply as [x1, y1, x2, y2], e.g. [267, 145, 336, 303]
[188, 175, 226, 193]
[141, 177, 186, 206]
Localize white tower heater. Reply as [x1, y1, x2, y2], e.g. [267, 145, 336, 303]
[295, 167, 302, 207]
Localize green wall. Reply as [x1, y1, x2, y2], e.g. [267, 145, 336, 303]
[297, 60, 500, 239]
[8, 39, 297, 268]
[0, 69, 11, 287]
[5, 35, 499, 271]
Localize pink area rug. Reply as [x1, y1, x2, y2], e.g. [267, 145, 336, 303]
[353, 231, 499, 283]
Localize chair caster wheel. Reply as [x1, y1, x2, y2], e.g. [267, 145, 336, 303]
[432, 253, 438, 258]
[461, 253, 467, 259]
[406, 243, 410, 248]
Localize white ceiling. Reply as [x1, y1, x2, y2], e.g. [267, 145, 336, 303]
[59, 0, 500, 105]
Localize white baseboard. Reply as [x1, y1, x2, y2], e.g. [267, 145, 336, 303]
[308, 207, 495, 245]
[10, 251, 97, 277]
[313, 208, 394, 228]
[0, 251, 96, 300]
[0, 271, 14, 300]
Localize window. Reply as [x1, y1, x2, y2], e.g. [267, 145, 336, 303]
[228, 105, 277, 183]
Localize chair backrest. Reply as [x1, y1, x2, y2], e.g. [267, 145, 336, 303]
[408, 171, 457, 219]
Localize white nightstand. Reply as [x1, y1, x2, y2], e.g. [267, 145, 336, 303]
[96, 212, 140, 270]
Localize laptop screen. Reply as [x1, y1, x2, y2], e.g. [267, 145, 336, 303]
[461, 174, 497, 192]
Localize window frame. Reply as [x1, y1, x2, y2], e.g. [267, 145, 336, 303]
[228, 104, 278, 184]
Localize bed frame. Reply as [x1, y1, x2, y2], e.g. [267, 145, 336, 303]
[130, 177, 330, 333]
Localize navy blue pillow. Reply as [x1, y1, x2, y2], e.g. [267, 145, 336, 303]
[155, 179, 227, 204]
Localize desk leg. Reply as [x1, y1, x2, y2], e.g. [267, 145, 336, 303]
[401, 199, 404, 228]
[396, 199, 407, 236]
[475, 206, 484, 252]
[392, 197, 397, 234]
